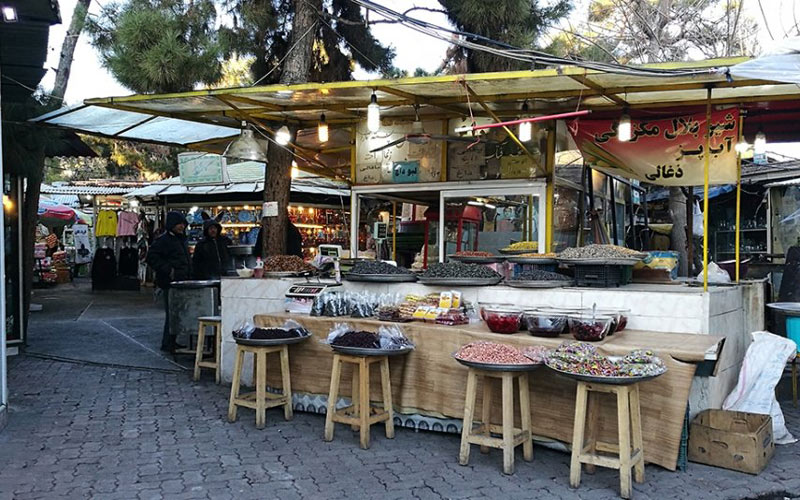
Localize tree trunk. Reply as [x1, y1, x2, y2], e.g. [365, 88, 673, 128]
[52, 0, 92, 101]
[668, 187, 688, 276]
[260, 0, 320, 257]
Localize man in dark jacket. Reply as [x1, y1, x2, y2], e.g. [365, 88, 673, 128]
[193, 219, 232, 279]
[146, 211, 191, 352]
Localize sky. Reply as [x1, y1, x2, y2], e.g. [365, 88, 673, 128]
[42, 0, 796, 106]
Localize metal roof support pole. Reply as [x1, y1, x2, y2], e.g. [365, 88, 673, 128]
[735, 112, 744, 282]
[703, 88, 712, 291]
[545, 127, 556, 252]
[0, 64, 7, 429]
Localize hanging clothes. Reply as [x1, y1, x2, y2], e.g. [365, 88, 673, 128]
[118, 246, 139, 277]
[96, 210, 118, 237]
[91, 247, 117, 290]
[116, 211, 139, 237]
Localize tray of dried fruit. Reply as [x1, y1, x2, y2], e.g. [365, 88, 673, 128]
[330, 345, 415, 357]
[448, 254, 506, 264]
[453, 355, 541, 372]
[343, 272, 418, 283]
[417, 276, 503, 286]
[504, 279, 573, 288]
[556, 257, 644, 266]
[545, 364, 666, 385]
[506, 255, 558, 265]
[234, 330, 313, 346]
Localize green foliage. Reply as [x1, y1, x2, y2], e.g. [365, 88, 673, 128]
[87, 0, 225, 93]
[439, 0, 572, 72]
[221, 0, 394, 84]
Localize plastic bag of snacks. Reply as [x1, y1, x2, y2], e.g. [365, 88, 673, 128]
[377, 324, 414, 349]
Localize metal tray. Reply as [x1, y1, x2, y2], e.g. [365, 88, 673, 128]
[499, 248, 539, 255]
[454, 355, 542, 372]
[234, 332, 312, 347]
[263, 270, 310, 278]
[557, 258, 642, 266]
[330, 344, 415, 356]
[506, 257, 557, 265]
[417, 276, 503, 286]
[504, 279, 573, 289]
[546, 364, 666, 385]
[448, 255, 506, 264]
[344, 272, 418, 283]
[767, 302, 800, 315]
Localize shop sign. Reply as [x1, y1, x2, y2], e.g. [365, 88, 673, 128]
[568, 109, 739, 186]
[262, 201, 278, 217]
[178, 152, 230, 186]
[392, 160, 419, 183]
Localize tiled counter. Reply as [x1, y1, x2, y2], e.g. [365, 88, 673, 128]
[220, 278, 765, 415]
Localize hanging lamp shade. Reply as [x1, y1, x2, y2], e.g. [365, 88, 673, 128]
[224, 123, 267, 161]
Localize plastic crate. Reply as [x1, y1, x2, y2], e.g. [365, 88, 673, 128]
[573, 264, 632, 287]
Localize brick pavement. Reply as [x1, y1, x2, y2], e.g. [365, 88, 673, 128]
[1, 354, 799, 499]
[1, 283, 800, 499]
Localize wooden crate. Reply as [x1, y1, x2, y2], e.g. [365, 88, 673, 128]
[688, 409, 774, 474]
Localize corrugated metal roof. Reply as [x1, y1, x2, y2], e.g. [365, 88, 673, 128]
[41, 184, 136, 195]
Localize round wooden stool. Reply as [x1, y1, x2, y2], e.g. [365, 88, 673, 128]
[569, 381, 644, 499]
[324, 353, 394, 449]
[458, 368, 533, 475]
[193, 316, 221, 383]
[228, 343, 293, 429]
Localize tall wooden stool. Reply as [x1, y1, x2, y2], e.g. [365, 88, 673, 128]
[324, 354, 394, 449]
[570, 381, 644, 499]
[228, 343, 293, 429]
[193, 316, 222, 383]
[458, 368, 533, 475]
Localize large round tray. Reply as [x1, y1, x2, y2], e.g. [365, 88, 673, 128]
[330, 344, 415, 356]
[767, 302, 800, 316]
[506, 257, 557, 265]
[505, 279, 573, 289]
[263, 270, 310, 278]
[454, 355, 542, 372]
[557, 257, 642, 266]
[234, 332, 312, 347]
[417, 276, 503, 286]
[546, 364, 666, 385]
[343, 272, 417, 283]
[499, 248, 539, 255]
[448, 255, 506, 264]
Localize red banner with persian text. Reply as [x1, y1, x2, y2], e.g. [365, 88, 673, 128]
[567, 108, 739, 186]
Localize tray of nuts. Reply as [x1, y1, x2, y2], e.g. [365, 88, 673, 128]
[448, 254, 506, 264]
[344, 273, 418, 283]
[418, 276, 502, 286]
[453, 341, 541, 371]
[546, 365, 665, 385]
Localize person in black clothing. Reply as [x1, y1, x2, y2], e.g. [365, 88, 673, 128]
[253, 215, 304, 258]
[146, 211, 191, 352]
[192, 219, 232, 279]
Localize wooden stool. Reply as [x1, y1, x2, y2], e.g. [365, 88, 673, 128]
[193, 316, 222, 383]
[570, 381, 644, 499]
[228, 343, 293, 429]
[458, 368, 533, 475]
[324, 354, 394, 449]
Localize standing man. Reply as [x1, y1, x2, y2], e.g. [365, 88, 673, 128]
[147, 211, 192, 352]
[193, 219, 232, 280]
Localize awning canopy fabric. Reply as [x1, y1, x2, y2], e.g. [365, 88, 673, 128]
[32, 56, 800, 181]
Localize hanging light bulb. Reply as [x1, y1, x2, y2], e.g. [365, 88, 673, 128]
[318, 113, 329, 143]
[367, 92, 380, 133]
[276, 124, 291, 146]
[518, 101, 532, 142]
[291, 160, 299, 179]
[617, 110, 632, 142]
[754, 129, 767, 155]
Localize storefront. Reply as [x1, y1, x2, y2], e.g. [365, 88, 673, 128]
[33, 56, 800, 470]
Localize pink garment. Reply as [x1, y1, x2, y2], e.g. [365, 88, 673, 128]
[116, 211, 139, 237]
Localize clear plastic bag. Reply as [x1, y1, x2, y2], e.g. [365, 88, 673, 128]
[325, 322, 352, 344]
[696, 261, 731, 283]
[377, 324, 413, 349]
[232, 319, 256, 339]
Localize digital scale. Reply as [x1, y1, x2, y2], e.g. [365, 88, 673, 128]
[284, 279, 341, 314]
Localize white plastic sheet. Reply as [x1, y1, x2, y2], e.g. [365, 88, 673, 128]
[730, 38, 800, 84]
[723, 331, 797, 444]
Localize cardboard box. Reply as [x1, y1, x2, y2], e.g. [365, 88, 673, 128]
[688, 409, 774, 474]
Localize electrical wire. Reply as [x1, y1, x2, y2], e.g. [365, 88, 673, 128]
[347, 0, 728, 78]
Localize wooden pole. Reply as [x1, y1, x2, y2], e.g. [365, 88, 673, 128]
[392, 201, 397, 262]
[703, 88, 712, 291]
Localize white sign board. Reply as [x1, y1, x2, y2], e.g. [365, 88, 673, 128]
[355, 121, 443, 184]
[73, 224, 93, 264]
[178, 152, 230, 186]
[262, 201, 278, 217]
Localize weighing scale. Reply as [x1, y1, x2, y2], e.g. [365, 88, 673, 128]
[284, 277, 341, 314]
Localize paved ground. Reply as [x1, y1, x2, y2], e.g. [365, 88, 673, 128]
[2, 282, 800, 499]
